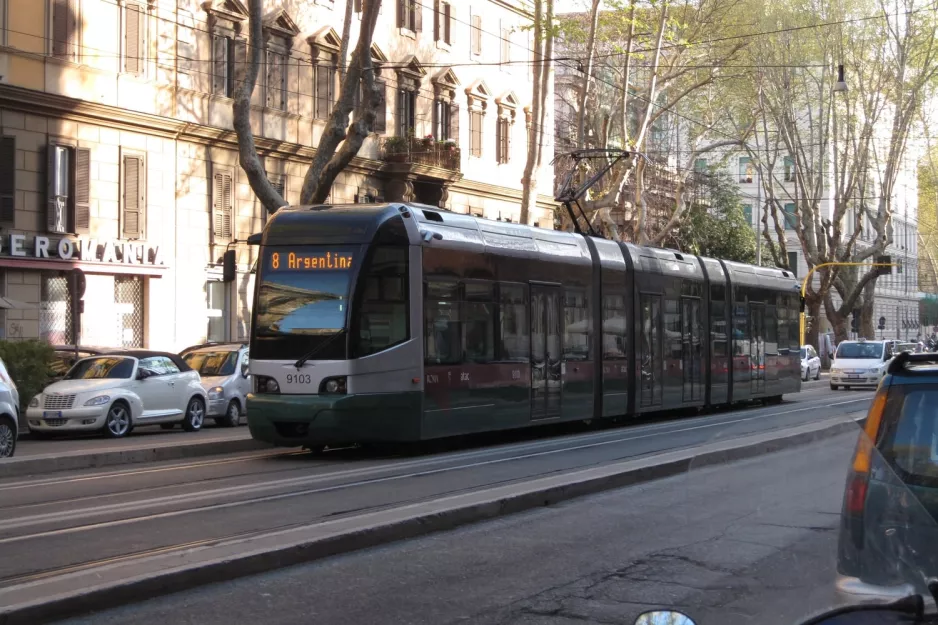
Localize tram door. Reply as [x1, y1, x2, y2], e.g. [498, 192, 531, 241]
[750, 304, 766, 394]
[682, 297, 702, 402]
[530, 285, 563, 420]
[639, 294, 663, 408]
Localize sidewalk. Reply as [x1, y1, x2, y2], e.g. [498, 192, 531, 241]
[2, 425, 266, 479]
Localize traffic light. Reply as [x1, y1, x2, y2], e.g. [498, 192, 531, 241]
[876, 255, 892, 276]
[222, 249, 236, 282]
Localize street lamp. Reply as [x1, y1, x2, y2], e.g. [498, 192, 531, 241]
[833, 65, 848, 93]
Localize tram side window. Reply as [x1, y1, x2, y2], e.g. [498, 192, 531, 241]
[498, 284, 528, 361]
[351, 246, 409, 358]
[563, 289, 591, 361]
[778, 300, 789, 351]
[602, 291, 627, 359]
[790, 297, 801, 350]
[425, 281, 461, 364]
[665, 298, 681, 360]
[711, 286, 727, 357]
[765, 304, 778, 354]
[464, 282, 496, 363]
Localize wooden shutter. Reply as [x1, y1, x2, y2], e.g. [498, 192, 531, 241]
[414, 0, 422, 32]
[433, 0, 440, 40]
[124, 3, 144, 75]
[122, 155, 145, 239]
[269, 174, 285, 202]
[53, 0, 78, 59]
[0, 137, 14, 223]
[470, 111, 482, 157]
[233, 39, 247, 95]
[501, 26, 510, 64]
[449, 102, 459, 143]
[213, 171, 233, 240]
[471, 15, 482, 55]
[212, 35, 228, 95]
[315, 64, 333, 119]
[74, 148, 91, 233]
[445, 2, 452, 44]
[266, 51, 284, 110]
[374, 80, 387, 133]
[397, 0, 405, 28]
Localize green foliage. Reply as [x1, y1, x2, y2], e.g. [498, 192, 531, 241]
[0, 340, 54, 410]
[676, 170, 771, 265]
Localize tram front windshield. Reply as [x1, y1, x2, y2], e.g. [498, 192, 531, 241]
[254, 246, 358, 357]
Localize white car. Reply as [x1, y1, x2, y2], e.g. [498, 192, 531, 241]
[181, 342, 251, 427]
[0, 355, 20, 457]
[26, 351, 208, 438]
[829, 339, 893, 390]
[800, 345, 821, 381]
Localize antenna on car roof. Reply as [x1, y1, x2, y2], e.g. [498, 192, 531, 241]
[552, 149, 636, 239]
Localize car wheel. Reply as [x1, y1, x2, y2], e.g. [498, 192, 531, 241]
[814, 366, 821, 380]
[103, 402, 132, 438]
[830, 384, 838, 391]
[160, 423, 175, 430]
[802, 370, 809, 382]
[223, 400, 240, 428]
[183, 397, 205, 432]
[0, 416, 16, 458]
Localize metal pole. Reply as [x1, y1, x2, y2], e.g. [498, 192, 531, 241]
[755, 165, 762, 266]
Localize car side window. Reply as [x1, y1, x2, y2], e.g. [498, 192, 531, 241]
[160, 357, 180, 374]
[138, 356, 170, 375]
[241, 351, 250, 377]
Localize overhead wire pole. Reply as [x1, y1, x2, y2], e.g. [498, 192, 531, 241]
[799, 259, 896, 346]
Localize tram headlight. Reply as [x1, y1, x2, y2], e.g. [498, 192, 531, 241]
[320, 376, 347, 395]
[255, 376, 280, 394]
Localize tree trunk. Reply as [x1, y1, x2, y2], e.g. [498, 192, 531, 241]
[575, 0, 601, 149]
[825, 295, 849, 345]
[859, 280, 877, 339]
[301, 0, 382, 204]
[338, 0, 355, 69]
[520, 0, 547, 225]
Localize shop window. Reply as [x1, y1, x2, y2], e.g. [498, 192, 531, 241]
[47, 144, 90, 235]
[122, 153, 146, 239]
[40, 272, 73, 344]
[207, 280, 229, 343]
[115, 276, 143, 347]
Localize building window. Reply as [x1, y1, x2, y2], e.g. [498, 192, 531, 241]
[398, 0, 421, 32]
[374, 79, 388, 133]
[500, 24, 511, 64]
[434, 99, 458, 141]
[206, 280, 229, 342]
[496, 116, 511, 164]
[266, 47, 287, 111]
[40, 272, 73, 344]
[434, 0, 452, 44]
[738, 156, 753, 183]
[783, 202, 796, 230]
[123, 2, 146, 75]
[0, 137, 14, 223]
[470, 110, 484, 157]
[121, 152, 146, 239]
[742, 204, 752, 224]
[787, 251, 798, 277]
[52, 0, 80, 61]
[213, 34, 246, 98]
[213, 167, 233, 242]
[694, 158, 707, 172]
[470, 13, 482, 55]
[397, 88, 417, 136]
[115, 276, 144, 347]
[47, 144, 90, 235]
[314, 61, 336, 119]
[783, 156, 794, 182]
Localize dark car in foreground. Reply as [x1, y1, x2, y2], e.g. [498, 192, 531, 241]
[836, 352, 938, 603]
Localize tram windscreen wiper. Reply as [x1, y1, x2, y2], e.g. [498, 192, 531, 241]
[293, 329, 346, 369]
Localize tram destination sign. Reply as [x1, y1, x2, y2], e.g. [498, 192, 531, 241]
[0, 234, 166, 267]
[268, 250, 354, 271]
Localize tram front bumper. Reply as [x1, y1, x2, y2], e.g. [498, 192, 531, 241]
[246, 392, 423, 446]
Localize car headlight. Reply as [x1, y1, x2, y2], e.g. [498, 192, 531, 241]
[83, 395, 111, 406]
[28, 396, 39, 407]
[868, 367, 881, 374]
[208, 386, 224, 399]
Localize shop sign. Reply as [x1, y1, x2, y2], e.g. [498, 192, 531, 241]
[0, 235, 166, 267]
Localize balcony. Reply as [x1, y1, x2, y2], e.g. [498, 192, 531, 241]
[379, 135, 463, 207]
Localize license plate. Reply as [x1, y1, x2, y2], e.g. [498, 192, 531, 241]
[847, 374, 861, 379]
[43, 410, 63, 418]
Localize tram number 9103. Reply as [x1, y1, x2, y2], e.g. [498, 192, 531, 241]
[285, 373, 312, 385]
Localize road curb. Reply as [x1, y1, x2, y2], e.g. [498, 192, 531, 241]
[0, 437, 270, 479]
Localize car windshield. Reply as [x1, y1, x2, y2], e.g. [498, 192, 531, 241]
[184, 350, 238, 376]
[835, 342, 883, 360]
[881, 388, 938, 486]
[65, 357, 134, 380]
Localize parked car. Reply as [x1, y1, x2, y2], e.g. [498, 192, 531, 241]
[830, 339, 894, 390]
[181, 343, 250, 427]
[0, 355, 20, 457]
[25, 350, 208, 438]
[800, 344, 821, 381]
[836, 352, 938, 604]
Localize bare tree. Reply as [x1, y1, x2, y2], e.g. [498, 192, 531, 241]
[233, 0, 383, 214]
[520, 0, 555, 225]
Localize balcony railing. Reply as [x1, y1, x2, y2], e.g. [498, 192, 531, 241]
[380, 136, 462, 172]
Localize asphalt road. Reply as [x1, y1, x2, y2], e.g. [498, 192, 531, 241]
[0, 383, 871, 614]
[54, 420, 859, 625]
